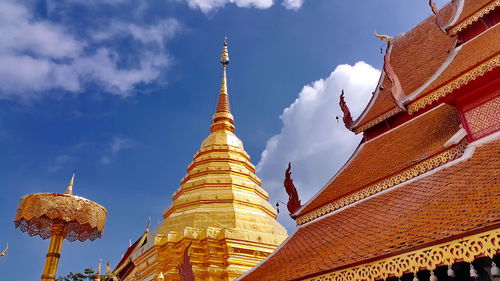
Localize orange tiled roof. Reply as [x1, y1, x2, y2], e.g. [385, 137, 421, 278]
[240, 137, 500, 281]
[297, 104, 461, 216]
[408, 24, 500, 107]
[353, 3, 457, 132]
[353, 0, 500, 133]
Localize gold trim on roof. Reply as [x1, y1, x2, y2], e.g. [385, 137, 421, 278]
[305, 228, 500, 281]
[353, 107, 403, 134]
[295, 141, 467, 225]
[448, 0, 500, 36]
[408, 54, 500, 115]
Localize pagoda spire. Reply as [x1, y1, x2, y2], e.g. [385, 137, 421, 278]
[64, 171, 76, 195]
[210, 37, 235, 133]
[94, 259, 102, 281]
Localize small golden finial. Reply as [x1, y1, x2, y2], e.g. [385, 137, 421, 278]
[157, 272, 165, 280]
[64, 171, 76, 195]
[220, 36, 229, 65]
[0, 244, 8, 257]
[374, 30, 392, 41]
[217, 36, 230, 104]
[211, 36, 235, 133]
[94, 259, 102, 281]
[106, 261, 111, 274]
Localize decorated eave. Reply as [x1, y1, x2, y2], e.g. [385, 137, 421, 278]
[349, 0, 499, 135]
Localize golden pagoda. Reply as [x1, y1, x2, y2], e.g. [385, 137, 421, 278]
[110, 38, 287, 281]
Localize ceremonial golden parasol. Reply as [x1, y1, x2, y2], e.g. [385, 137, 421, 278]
[14, 172, 107, 281]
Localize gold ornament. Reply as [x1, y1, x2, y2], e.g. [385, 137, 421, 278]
[14, 173, 107, 281]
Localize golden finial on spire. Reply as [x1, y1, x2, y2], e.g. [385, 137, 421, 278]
[64, 171, 76, 195]
[374, 30, 392, 42]
[220, 36, 229, 65]
[219, 38, 229, 97]
[157, 272, 165, 280]
[94, 259, 102, 281]
[211, 36, 235, 133]
[106, 261, 111, 275]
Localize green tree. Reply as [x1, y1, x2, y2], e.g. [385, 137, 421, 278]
[57, 269, 95, 281]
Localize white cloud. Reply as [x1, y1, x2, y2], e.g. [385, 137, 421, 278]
[101, 136, 134, 164]
[282, 0, 303, 10]
[256, 62, 380, 229]
[93, 19, 180, 47]
[48, 154, 74, 173]
[0, 1, 181, 101]
[180, 0, 305, 13]
[182, 0, 273, 13]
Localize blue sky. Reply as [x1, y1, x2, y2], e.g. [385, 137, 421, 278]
[0, 0, 448, 278]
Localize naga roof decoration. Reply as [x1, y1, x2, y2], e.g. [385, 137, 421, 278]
[339, 90, 354, 130]
[429, 0, 448, 34]
[382, 38, 406, 111]
[284, 163, 301, 216]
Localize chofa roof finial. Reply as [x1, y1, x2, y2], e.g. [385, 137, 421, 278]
[284, 163, 301, 217]
[339, 90, 354, 130]
[374, 30, 392, 42]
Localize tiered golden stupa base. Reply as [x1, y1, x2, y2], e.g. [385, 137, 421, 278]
[134, 225, 285, 281]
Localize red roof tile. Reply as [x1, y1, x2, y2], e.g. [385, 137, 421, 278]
[240, 137, 500, 281]
[297, 104, 461, 216]
[409, 23, 500, 104]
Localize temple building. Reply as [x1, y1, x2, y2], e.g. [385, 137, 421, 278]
[109, 40, 287, 281]
[238, 0, 500, 280]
